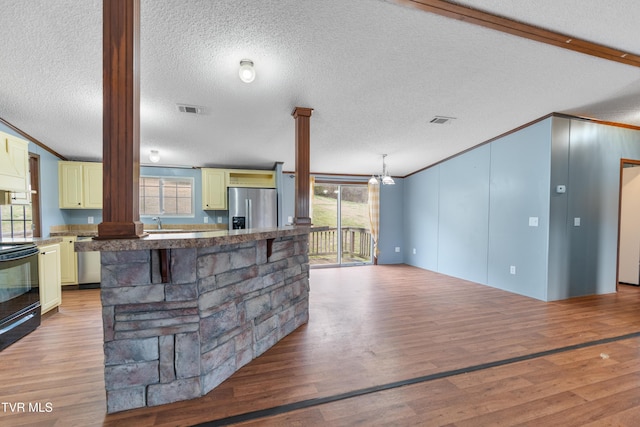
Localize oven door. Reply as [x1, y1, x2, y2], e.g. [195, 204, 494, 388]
[0, 244, 41, 351]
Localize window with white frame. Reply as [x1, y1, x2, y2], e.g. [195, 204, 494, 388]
[0, 204, 33, 239]
[139, 176, 194, 217]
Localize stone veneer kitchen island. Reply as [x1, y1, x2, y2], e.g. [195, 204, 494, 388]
[76, 226, 310, 413]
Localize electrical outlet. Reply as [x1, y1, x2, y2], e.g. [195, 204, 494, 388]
[88, 216, 94, 224]
[217, 216, 222, 224]
[528, 217, 539, 227]
[203, 216, 208, 223]
[395, 247, 400, 253]
[574, 217, 581, 226]
[413, 248, 416, 255]
[510, 265, 516, 275]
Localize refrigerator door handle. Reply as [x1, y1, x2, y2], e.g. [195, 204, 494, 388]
[247, 199, 252, 228]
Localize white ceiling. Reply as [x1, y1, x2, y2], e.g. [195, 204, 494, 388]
[1, 0, 639, 176]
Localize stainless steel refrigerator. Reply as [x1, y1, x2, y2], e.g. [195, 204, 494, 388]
[228, 187, 277, 230]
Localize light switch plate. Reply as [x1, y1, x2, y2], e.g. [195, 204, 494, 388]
[556, 185, 566, 193]
[574, 217, 581, 226]
[529, 217, 539, 227]
[395, 247, 400, 253]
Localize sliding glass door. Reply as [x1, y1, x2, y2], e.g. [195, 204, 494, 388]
[310, 182, 372, 266]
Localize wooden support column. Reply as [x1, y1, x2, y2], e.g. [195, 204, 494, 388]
[292, 107, 313, 225]
[98, 0, 144, 239]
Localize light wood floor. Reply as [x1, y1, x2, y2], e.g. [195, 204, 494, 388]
[2, 265, 640, 426]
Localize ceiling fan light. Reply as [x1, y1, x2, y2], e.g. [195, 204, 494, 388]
[238, 59, 256, 83]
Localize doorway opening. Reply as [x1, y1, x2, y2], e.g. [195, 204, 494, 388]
[617, 159, 640, 287]
[309, 182, 372, 266]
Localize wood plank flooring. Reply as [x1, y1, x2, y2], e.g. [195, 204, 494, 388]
[2, 265, 640, 426]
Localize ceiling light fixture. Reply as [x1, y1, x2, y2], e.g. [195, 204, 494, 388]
[149, 150, 160, 163]
[238, 59, 256, 83]
[368, 154, 395, 185]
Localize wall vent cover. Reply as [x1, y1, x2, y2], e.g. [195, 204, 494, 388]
[430, 116, 455, 124]
[177, 104, 203, 114]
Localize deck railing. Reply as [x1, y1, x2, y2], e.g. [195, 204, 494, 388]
[309, 227, 371, 262]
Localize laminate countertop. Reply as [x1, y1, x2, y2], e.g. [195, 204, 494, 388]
[0, 236, 63, 246]
[74, 226, 310, 252]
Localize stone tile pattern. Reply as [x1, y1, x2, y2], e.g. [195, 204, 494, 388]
[101, 234, 309, 413]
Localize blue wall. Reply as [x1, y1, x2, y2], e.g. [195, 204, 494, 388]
[547, 117, 640, 299]
[487, 120, 551, 300]
[403, 165, 439, 271]
[403, 116, 640, 301]
[403, 118, 553, 300]
[438, 145, 492, 284]
[378, 179, 404, 264]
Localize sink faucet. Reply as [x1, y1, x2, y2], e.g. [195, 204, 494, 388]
[152, 216, 162, 230]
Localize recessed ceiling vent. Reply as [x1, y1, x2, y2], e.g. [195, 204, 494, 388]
[430, 116, 455, 124]
[177, 104, 203, 114]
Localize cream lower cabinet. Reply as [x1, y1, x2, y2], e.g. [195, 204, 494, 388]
[39, 243, 62, 314]
[59, 236, 78, 285]
[59, 161, 103, 209]
[202, 168, 227, 210]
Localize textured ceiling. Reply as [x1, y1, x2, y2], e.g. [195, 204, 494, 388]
[1, 0, 639, 176]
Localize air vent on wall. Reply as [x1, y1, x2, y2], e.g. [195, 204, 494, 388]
[177, 104, 203, 114]
[430, 116, 456, 124]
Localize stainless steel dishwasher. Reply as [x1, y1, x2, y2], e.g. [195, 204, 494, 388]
[77, 237, 101, 285]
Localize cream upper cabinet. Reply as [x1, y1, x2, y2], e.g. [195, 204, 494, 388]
[83, 162, 103, 209]
[0, 132, 29, 193]
[59, 236, 78, 286]
[226, 169, 275, 188]
[59, 161, 102, 209]
[39, 243, 62, 315]
[202, 168, 227, 210]
[59, 162, 83, 208]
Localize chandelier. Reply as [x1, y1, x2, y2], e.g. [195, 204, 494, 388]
[368, 154, 395, 185]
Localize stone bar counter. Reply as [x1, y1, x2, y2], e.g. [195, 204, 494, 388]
[76, 226, 310, 413]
